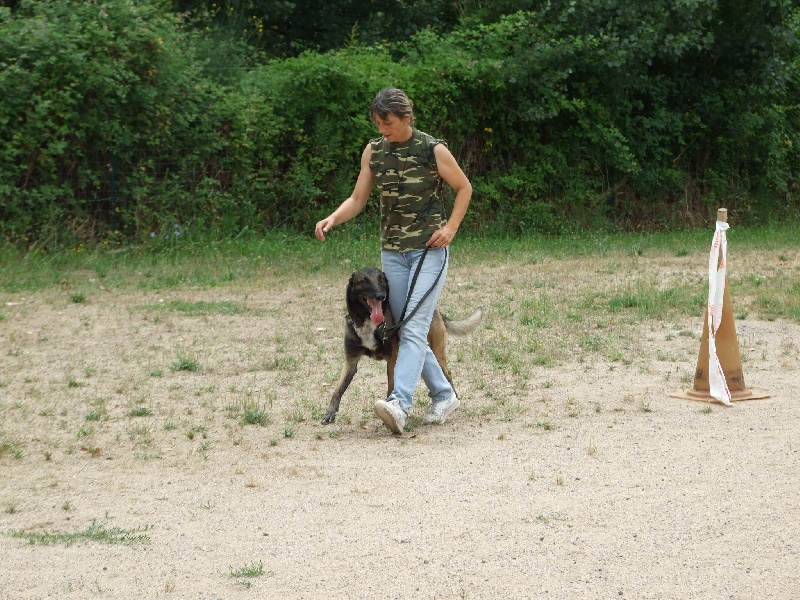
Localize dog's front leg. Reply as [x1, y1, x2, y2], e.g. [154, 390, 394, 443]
[385, 346, 398, 399]
[321, 356, 360, 424]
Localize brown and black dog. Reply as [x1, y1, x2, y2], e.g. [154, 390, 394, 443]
[321, 267, 482, 424]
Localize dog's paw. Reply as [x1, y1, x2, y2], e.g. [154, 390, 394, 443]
[320, 412, 336, 425]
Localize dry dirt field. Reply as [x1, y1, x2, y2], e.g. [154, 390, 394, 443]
[1, 246, 799, 599]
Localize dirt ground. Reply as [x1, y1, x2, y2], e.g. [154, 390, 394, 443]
[1, 250, 799, 599]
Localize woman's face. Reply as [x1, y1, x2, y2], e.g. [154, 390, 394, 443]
[373, 112, 412, 142]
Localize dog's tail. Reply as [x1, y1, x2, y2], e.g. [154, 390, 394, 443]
[442, 307, 483, 336]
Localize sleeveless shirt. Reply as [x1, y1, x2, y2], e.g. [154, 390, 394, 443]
[369, 129, 446, 251]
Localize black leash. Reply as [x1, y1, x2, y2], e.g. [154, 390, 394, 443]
[377, 246, 448, 343]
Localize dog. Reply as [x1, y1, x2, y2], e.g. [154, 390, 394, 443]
[321, 267, 483, 424]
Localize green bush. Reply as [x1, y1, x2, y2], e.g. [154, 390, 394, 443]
[2, 0, 798, 248]
[0, 0, 226, 247]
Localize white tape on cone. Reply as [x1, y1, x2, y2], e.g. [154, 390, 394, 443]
[708, 220, 732, 405]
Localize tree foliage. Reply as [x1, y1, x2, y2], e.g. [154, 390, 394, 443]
[170, 0, 463, 57]
[1, 0, 799, 246]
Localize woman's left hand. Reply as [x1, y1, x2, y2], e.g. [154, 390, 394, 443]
[427, 225, 456, 248]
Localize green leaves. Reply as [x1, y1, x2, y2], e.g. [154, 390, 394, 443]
[1, 0, 798, 247]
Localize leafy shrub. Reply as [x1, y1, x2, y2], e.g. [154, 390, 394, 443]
[2, 0, 798, 248]
[0, 0, 227, 246]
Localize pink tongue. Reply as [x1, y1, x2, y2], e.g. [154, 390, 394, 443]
[369, 300, 385, 325]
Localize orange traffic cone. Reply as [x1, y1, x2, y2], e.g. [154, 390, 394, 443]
[670, 209, 770, 404]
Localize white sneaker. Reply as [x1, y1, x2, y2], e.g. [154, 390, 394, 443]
[423, 395, 460, 425]
[374, 398, 407, 434]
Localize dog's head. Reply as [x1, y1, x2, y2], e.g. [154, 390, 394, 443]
[346, 268, 389, 326]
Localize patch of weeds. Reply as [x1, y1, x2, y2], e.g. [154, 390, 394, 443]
[163, 420, 177, 431]
[579, 336, 603, 351]
[227, 398, 271, 427]
[85, 410, 105, 422]
[700, 404, 713, 414]
[404, 415, 421, 432]
[521, 314, 548, 328]
[67, 378, 86, 388]
[127, 425, 152, 445]
[81, 445, 102, 458]
[479, 405, 495, 417]
[520, 293, 556, 329]
[70, 293, 86, 304]
[489, 347, 515, 370]
[283, 427, 295, 438]
[4, 499, 20, 514]
[268, 437, 279, 446]
[186, 425, 207, 440]
[230, 560, 270, 588]
[607, 280, 698, 317]
[194, 384, 217, 397]
[263, 355, 300, 371]
[243, 404, 270, 427]
[639, 400, 652, 413]
[149, 369, 164, 378]
[171, 356, 201, 372]
[607, 350, 624, 362]
[565, 398, 580, 418]
[130, 406, 152, 417]
[145, 300, 249, 316]
[302, 400, 325, 422]
[8, 518, 151, 546]
[286, 407, 306, 423]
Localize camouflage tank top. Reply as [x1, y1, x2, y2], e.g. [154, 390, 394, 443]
[369, 129, 446, 251]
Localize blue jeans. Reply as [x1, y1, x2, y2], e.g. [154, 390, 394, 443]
[381, 247, 454, 412]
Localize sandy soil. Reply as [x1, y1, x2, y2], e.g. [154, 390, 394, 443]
[1, 250, 799, 599]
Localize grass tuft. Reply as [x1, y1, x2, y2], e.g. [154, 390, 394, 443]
[8, 518, 151, 546]
[171, 356, 201, 372]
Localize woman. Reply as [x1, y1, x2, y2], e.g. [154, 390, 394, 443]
[314, 87, 472, 434]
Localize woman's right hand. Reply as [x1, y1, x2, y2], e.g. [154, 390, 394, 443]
[315, 216, 336, 242]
